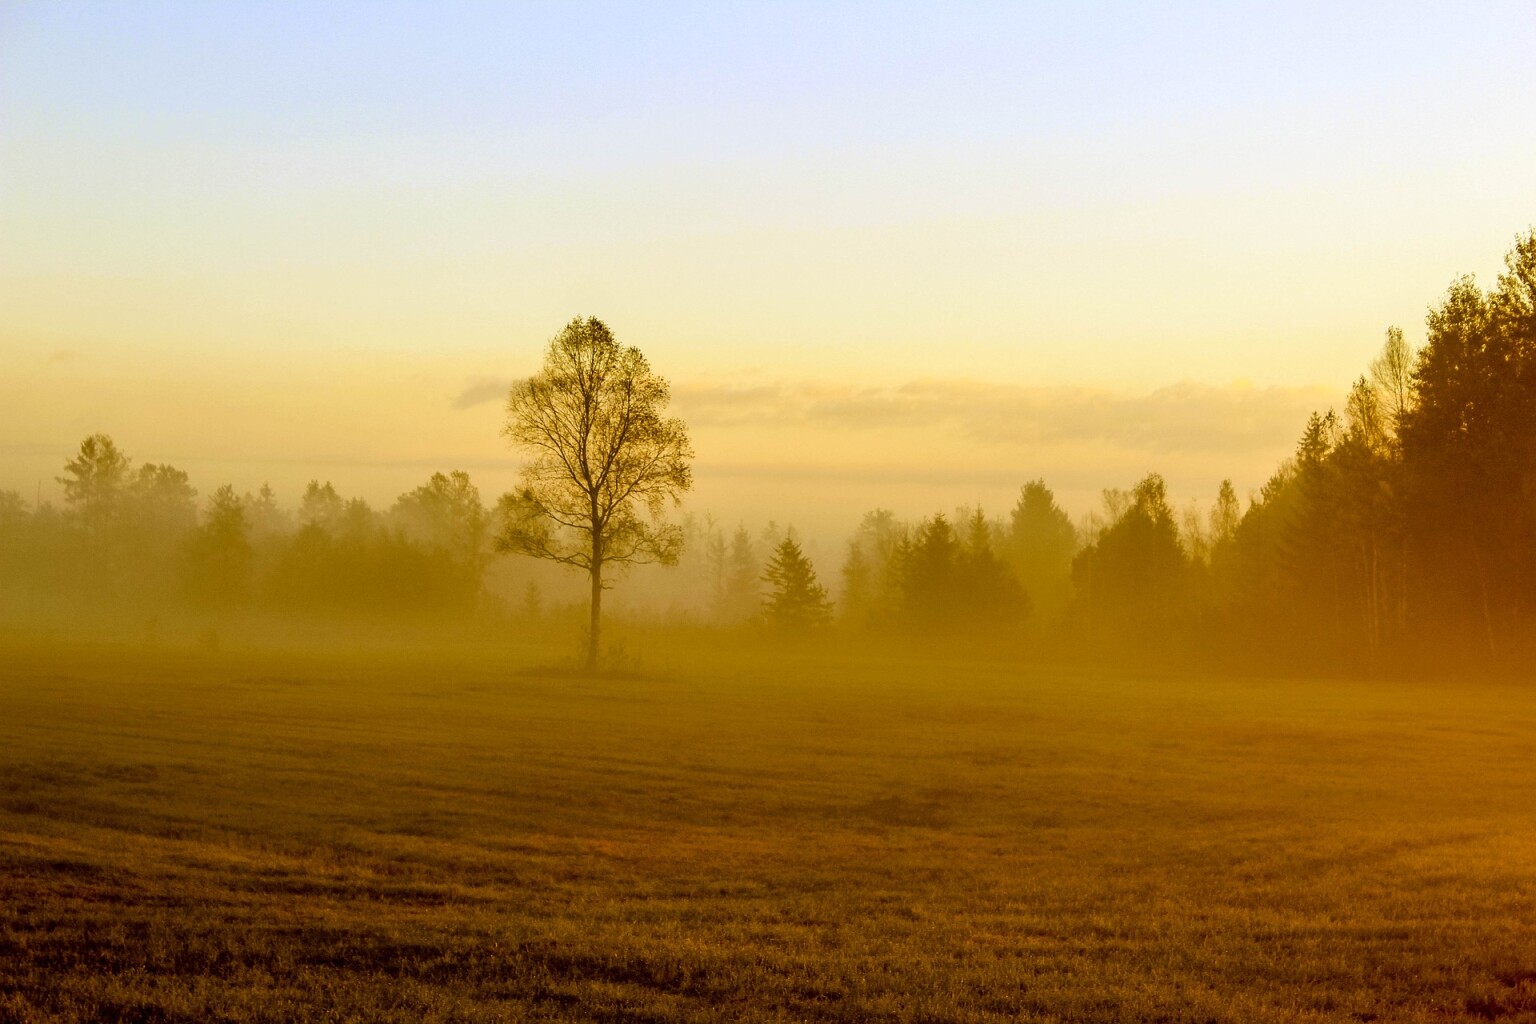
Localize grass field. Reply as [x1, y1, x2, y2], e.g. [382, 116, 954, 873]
[3, 637, 1536, 1022]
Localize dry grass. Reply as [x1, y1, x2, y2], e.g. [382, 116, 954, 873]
[2, 638, 1536, 1022]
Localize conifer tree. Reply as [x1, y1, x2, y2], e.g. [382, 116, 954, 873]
[761, 537, 832, 629]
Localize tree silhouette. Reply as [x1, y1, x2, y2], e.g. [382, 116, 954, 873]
[392, 471, 490, 611]
[761, 537, 831, 630]
[1400, 231, 1536, 660]
[185, 484, 252, 605]
[839, 540, 873, 626]
[1072, 473, 1189, 649]
[127, 463, 197, 598]
[58, 434, 130, 541]
[960, 507, 1029, 631]
[1005, 480, 1077, 625]
[130, 464, 197, 534]
[393, 472, 485, 554]
[299, 481, 344, 532]
[242, 483, 289, 541]
[717, 525, 759, 623]
[0, 492, 29, 596]
[841, 509, 905, 627]
[904, 513, 963, 627]
[1209, 480, 1240, 551]
[1369, 326, 1414, 438]
[497, 317, 693, 670]
[0, 491, 26, 529]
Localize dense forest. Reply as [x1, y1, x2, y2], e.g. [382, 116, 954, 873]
[3, 230, 1533, 673]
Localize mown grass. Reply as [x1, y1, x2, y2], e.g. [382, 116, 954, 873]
[2, 637, 1536, 1022]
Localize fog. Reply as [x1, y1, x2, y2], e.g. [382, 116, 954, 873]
[0, 354, 1338, 551]
[6, 233, 1536, 677]
[10, 5, 1536, 1019]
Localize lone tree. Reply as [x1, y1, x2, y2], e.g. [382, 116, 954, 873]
[761, 537, 832, 630]
[497, 317, 693, 670]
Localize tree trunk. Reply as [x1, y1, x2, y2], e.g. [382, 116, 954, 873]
[586, 502, 603, 673]
[586, 559, 602, 673]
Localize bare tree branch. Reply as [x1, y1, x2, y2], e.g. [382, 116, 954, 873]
[495, 318, 694, 669]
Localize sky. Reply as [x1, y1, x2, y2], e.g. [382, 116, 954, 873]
[3, 2, 1534, 539]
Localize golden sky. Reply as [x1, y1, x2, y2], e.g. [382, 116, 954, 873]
[3, 3, 1534, 536]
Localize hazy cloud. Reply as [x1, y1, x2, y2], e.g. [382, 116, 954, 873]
[452, 377, 513, 410]
[460, 372, 1334, 456]
[445, 372, 1335, 516]
[47, 349, 80, 365]
[670, 378, 1337, 457]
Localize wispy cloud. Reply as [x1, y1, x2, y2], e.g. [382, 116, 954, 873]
[449, 372, 1336, 509]
[451, 377, 513, 410]
[671, 378, 1336, 457]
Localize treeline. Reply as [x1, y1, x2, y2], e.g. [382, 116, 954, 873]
[0, 441, 494, 624]
[3, 230, 1532, 672]
[773, 229, 1531, 672]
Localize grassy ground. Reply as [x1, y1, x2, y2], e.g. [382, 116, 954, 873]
[2, 637, 1536, 1022]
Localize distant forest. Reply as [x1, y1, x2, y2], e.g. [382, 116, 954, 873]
[3, 230, 1533, 673]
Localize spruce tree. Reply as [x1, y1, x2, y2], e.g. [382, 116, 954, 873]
[761, 538, 832, 629]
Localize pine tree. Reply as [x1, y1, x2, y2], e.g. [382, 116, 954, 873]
[839, 541, 872, 625]
[720, 526, 759, 622]
[761, 538, 831, 629]
[1005, 480, 1077, 624]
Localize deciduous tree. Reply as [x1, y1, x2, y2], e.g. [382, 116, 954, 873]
[497, 317, 693, 670]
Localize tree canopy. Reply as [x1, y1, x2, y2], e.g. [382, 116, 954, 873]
[497, 317, 693, 669]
